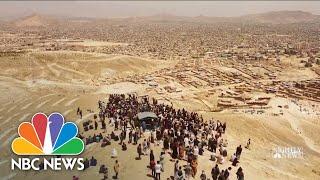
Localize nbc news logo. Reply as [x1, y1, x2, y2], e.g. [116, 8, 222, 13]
[11, 113, 84, 171]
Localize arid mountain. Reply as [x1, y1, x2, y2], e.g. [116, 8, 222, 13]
[9, 11, 320, 26]
[13, 14, 58, 27]
[240, 11, 320, 24]
[122, 11, 320, 24]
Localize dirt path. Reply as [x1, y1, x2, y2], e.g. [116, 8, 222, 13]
[48, 63, 92, 77]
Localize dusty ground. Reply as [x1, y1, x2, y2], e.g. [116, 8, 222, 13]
[0, 47, 320, 180]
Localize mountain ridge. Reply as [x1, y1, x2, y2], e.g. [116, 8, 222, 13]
[9, 11, 320, 26]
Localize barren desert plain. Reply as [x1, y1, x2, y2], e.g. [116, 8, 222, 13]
[0, 11, 320, 180]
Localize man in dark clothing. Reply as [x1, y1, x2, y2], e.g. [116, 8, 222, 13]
[222, 122, 226, 133]
[236, 167, 244, 180]
[120, 131, 125, 145]
[218, 170, 225, 180]
[84, 158, 90, 170]
[102, 121, 106, 129]
[212, 139, 217, 153]
[211, 164, 220, 180]
[128, 130, 133, 144]
[137, 144, 142, 159]
[232, 157, 239, 166]
[134, 132, 138, 145]
[150, 150, 155, 162]
[79, 110, 83, 119]
[236, 145, 242, 159]
[208, 138, 213, 152]
[224, 167, 231, 179]
[90, 156, 97, 166]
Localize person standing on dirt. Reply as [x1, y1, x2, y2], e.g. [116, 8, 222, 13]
[236, 167, 244, 180]
[211, 164, 220, 180]
[159, 152, 165, 172]
[174, 160, 179, 175]
[94, 121, 98, 130]
[200, 170, 207, 180]
[155, 161, 162, 180]
[79, 110, 83, 119]
[245, 139, 251, 149]
[137, 144, 142, 159]
[114, 160, 119, 179]
[150, 150, 155, 163]
[236, 145, 242, 159]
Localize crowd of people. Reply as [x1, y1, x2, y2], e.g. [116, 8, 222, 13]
[77, 94, 246, 179]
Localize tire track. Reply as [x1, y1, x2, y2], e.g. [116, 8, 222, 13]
[0, 113, 21, 126]
[35, 99, 51, 109]
[21, 102, 33, 110]
[18, 113, 31, 122]
[0, 126, 15, 140]
[63, 109, 73, 116]
[52, 97, 66, 106]
[65, 97, 80, 106]
[1, 132, 17, 149]
[6, 105, 17, 113]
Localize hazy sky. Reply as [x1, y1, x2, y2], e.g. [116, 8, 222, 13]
[0, 1, 319, 18]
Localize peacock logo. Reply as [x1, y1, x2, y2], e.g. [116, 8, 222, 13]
[11, 112, 84, 155]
